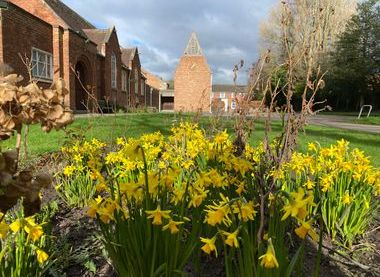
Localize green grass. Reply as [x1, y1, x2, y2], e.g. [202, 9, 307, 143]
[2, 113, 379, 166]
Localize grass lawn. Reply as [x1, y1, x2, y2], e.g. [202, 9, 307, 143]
[2, 113, 380, 166]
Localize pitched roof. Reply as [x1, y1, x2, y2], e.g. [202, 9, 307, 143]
[44, 0, 95, 32]
[212, 84, 247, 93]
[83, 28, 114, 55]
[184, 32, 203, 56]
[141, 68, 167, 90]
[121, 47, 137, 68]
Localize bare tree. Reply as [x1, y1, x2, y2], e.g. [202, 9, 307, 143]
[259, 0, 357, 76]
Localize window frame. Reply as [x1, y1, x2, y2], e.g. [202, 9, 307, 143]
[141, 78, 145, 96]
[134, 69, 138, 94]
[31, 47, 53, 82]
[219, 92, 225, 99]
[111, 53, 117, 89]
[121, 69, 128, 92]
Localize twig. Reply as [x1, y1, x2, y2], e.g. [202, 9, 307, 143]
[321, 244, 372, 272]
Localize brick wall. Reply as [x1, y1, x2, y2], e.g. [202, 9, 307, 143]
[103, 29, 127, 108]
[0, 4, 53, 88]
[9, 0, 68, 28]
[174, 56, 211, 112]
[151, 89, 160, 109]
[129, 53, 145, 108]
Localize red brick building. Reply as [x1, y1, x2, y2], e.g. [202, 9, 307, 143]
[0, 0, 148, 111]
[142, 68, 166, 110]
[211, 84, 247, 113]
[174, 32, 212, 112]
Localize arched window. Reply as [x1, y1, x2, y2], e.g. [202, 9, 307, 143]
[111, 53, 117, 89]
[134, 69, 138, 94]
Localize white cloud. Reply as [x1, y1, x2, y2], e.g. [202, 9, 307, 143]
[63, 0, 277, 84]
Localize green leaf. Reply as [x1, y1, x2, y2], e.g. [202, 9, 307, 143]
[285, 243, 303, 277]
[153, 262, 167, 277]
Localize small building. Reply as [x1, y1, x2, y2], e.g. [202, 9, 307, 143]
[142, 68, 166, 110]
[174, 32, 212, 112]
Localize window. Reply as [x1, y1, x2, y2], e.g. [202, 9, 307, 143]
[121, 70, 128, 92]
[219, 92, 225, 99]
[111, 53, 117, 89]
[141, 79, 145, 96]
[31, 48, 53, 81]
[134, 69, 138, 94]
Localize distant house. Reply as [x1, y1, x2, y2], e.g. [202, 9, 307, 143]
[211, 84, 247, 113]
[0, 0, 146, 111]
[141, 68, 166, 110]
[121, 47, 146, 108]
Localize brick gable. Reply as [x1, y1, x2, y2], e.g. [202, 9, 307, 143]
[174, 56, 211, 112]
[174, 32, 212, 112]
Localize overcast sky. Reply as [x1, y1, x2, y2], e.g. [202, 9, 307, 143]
[63, 0, 277, 84]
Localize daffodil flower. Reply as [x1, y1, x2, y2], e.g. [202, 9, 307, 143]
[294, 220, 318, 241]
[222, 229, 239, 248]
[200, 236, 217, 256]
[36, 249, 49, 264]
[259, 238, 279, 269]
[145, 206, 171, 225]
[162, 220, 184, 234]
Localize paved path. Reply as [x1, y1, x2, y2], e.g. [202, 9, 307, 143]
[307, 115, 380, 134]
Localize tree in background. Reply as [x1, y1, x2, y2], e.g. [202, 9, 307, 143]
[253, 0, 357, 110]
[259, 0, 357, 73]
[324, 0, 380, 111]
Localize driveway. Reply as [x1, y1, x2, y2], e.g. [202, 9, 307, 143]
[307, 115, 380, 134]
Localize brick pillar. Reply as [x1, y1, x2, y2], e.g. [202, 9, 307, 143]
[62, 30, 72, 108]
[52, 26, 62, 79]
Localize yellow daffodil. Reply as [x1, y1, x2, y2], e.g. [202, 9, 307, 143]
[222, 229, 239, 248]
[320, 174, 333, 192]
[214, 130, 229, 145]
[97, 200, 118, 224]
[233, 201, 257, 222]
[25, 224, 44, 242]
[281, 188, 315, 221]
[294, 220, 318, 241]
[304, 179, 315, 190]
[308, 142, 318, 152]
[189, 188, 209, 208]
[259, 238, 279, 269]
[36, 249, 49, 264]
[87, 196, 103, 218]
[200, 236, 217, 256]
[145, 206, 171, 225]
[0, 221, 9, 239]
[204, 197, 232, 226]
[342, 192, 353, 205]
[9, 219, 22, 233]
[162, 220, 184, 234]
[63, 165, 76, 177]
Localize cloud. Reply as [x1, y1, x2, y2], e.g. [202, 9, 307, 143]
[63, 0, 277, 84]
